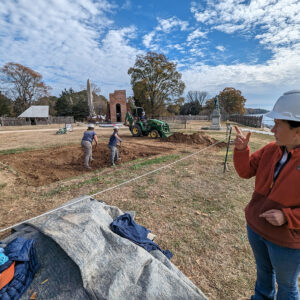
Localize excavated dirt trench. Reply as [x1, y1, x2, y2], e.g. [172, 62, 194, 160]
[0, 132, 225, 187]
[0, 143, 167, 186]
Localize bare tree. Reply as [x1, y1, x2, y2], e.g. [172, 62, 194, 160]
[91, 83, 101, 95]
[79, 82, 101, 95]
[180, 91, 208, 115]
[0, 62, 51, 109]
[186, 91, 208, 106]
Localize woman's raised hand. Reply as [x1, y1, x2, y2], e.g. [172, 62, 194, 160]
[234, 126, 251, 150]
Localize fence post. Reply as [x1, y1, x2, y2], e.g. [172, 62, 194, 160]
[223, 125, 232, 172]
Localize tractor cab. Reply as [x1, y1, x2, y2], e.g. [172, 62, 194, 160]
[132, 107, 146, 121]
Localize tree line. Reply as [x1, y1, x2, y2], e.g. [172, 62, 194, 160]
[0, 54, 248, 119]
[0, 63, 107, 120]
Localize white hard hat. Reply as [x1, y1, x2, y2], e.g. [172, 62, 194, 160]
[266, 90, 300, 121]
[88, 123, 95, 128]
[113, 125, 119, 130]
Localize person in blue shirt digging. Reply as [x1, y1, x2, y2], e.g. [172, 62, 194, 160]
[81, 123, 98, 169]
[108, 126, 123, 167]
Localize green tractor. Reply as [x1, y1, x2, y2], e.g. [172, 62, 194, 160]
[124, 107, 172, 139]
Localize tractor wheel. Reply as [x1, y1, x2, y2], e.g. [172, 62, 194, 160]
[131, 125, 142, 137]
[150, 129, 159, 139]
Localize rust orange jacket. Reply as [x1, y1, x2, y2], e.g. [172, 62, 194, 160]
[234, 142, 300, 249]
[0, 261, 15, 290]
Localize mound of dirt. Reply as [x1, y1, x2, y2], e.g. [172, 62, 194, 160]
[163, 132, 226, 147]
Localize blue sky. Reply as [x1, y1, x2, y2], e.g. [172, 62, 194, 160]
[0, 0, 299, 110]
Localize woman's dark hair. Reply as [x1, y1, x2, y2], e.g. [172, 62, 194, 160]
[284, 120, 300, 128]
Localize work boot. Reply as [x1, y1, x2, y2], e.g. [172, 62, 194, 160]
[84, 166, 92, 170]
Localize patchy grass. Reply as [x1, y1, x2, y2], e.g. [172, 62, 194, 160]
[42, 175, 111, 197]
[130, 154, 181, 170]
[0, 147, 35, 155]
[0, 126, 276, 299]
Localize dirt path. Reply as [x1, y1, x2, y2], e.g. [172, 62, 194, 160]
[0, 125, 127, 134]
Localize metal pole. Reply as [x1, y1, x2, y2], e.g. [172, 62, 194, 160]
[225, 122, 229, 139]
[223, 125, 232, 172]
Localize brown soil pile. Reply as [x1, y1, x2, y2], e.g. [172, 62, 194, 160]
[164, 132, 226, 147]
[0, 143, 170, 187]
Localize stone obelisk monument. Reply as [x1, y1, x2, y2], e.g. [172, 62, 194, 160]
[87, 79, 95, 116]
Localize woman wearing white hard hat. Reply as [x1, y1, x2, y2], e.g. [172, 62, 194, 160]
[81, 123, 98, 169]
[234, 90, 300, 299]
[108, 125, 123, 167]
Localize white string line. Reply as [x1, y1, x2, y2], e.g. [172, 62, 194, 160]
[0, 139, 226, 234]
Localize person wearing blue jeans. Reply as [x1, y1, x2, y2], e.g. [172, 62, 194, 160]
[234, 90, 300, 300]
[108, 126, 122, 167]
[247, 225, 300, 299]
[81, 123, 98, 169]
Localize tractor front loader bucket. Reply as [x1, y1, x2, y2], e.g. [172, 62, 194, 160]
[160, 129, 173, 139]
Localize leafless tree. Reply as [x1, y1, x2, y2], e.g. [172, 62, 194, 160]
[0, 62, 51, 108]
[186, 91, 208, 106]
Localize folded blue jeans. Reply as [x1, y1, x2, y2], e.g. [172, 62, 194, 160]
[247, 225, 300, 300]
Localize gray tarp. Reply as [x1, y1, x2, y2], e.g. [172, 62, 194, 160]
[2, 196, 207, 300]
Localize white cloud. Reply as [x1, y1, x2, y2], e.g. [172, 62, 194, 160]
[0, 0, 298, 108]
[173, 44, 185, 51]
[0, 0, 141, 98]
[142, 16, 189, 50]
[189, 47, 205, 57]
[191, 0, 300, 47]
[182, 44, 300, 107]
[216, 45, 225, 52]
[143, 31, 155, 48]
[156, 17, 189, 33]
[121, 0, 132, 10]
[187, 29, 207, 42]
[187, 0, 300, 107]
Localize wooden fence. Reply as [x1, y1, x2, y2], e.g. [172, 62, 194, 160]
[0, 117, 30, 126]
[153, 115, 210, 130]
[157, 115, 209, 121]
[228, 115, 263, 128]
[0, 116, 74, 126]
[49, 116, 74, 124]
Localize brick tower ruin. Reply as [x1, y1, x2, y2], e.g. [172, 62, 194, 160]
[108, 90, 127, 122]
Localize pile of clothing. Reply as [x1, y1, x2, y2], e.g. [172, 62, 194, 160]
[0, 237, 39, 300]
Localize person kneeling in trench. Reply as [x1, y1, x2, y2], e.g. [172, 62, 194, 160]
[108, 126, 122, 167]
[81, 123, 98, 169]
